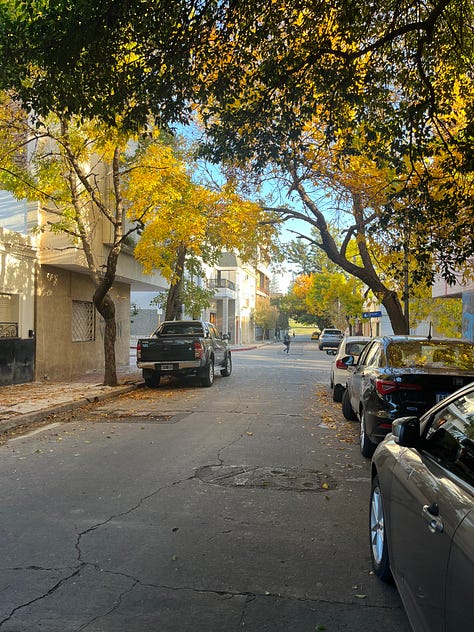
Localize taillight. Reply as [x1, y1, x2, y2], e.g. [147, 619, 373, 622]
[375, 379, 423, 395]
[136, 341, 142, 361]
[336, 359, 348, 370]
[194, 341, 204, 359]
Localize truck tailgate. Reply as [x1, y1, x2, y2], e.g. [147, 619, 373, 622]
[139, 338, 197, 363]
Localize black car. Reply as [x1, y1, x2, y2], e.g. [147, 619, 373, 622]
[342, 336, 474, 457]
[370, 382, 474, 631]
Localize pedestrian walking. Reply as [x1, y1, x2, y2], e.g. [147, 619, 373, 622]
[283, 332, 291, 353]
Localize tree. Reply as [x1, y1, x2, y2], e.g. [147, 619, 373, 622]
[283, 269, 364, 331]
[253, 303, 279, 340]
[128, 150, 280, 320]
[0, 97, 194, 385]
[195, 1, 473, 298]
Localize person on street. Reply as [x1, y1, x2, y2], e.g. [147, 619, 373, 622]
[283, 332, 291, 353]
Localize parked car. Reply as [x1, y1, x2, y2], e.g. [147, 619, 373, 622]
[330, 336, 371, 402]
[318, 328, 343, 351]
[369, 381, 474, 632]
[342, 336, 474, 457]
[311, 329, 321, 340]
[136, 320, 232, 387]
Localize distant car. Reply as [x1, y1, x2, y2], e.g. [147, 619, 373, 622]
[370, 381, 474, 632]
[311, 330, 321, 340]
[330, 336, 371, 402]
[318, 328, 343, 351]
[342, 335, 474, 457]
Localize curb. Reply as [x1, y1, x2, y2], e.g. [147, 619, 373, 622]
[0, 382, 143, 435]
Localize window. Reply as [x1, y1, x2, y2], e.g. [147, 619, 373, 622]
[424, 390, 474, 487]
[72, 300, 95, 342]
[0, 293, 19, 338]
[362, 342, 381, 367]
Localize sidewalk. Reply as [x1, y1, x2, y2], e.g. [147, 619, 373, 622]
[0, 343, 265, 435]
[0, 364, 144, 434]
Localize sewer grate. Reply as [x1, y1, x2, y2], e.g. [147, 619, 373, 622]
[196, 465, 335, 492]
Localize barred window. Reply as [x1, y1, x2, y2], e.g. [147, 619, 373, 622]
[72, 300, 95, 342]
[0, 293, 19, 338]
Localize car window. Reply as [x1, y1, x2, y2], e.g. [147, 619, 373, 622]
[358, 341, 375, 364]
[158, 323, 204, 336]
[424, 389, 474, 487]
[387, 341, 474, 369]
[360, 342, 381, 367]
[208, 324, 220, 339]
[345, 341, 369, 356]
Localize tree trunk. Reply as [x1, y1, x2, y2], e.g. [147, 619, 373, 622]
[165, 245, 187, 320]
[93, 291, 118, 386]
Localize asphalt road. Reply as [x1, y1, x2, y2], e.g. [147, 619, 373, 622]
[0, 336, 411, 631]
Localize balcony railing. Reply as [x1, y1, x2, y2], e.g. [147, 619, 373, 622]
[208, 278, 236, 291]
[0, 322, 19, 338]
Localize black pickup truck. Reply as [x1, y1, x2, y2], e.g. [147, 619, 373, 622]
[136, 320, 232, 387]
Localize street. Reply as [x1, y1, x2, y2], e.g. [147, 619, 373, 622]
[0, 336, 410, 631]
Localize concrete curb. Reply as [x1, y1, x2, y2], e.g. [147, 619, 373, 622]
[0, 382, 143, 434]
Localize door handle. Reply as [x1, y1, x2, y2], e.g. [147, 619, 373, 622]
[422, 504, 444, 534]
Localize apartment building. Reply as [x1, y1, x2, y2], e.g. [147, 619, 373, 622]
[0, 189, 167, 384]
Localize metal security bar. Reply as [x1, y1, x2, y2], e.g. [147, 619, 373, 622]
[72, 300, 95, 342]
[0, 322, 18, 338]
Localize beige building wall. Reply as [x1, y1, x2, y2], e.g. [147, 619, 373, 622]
[35, 265, 131, 379]
[0, 227, 36, 337]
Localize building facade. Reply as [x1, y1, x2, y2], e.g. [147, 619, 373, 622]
[0, 189, 167, 383]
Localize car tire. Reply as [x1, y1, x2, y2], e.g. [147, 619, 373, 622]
[342, 389, 357, 421]
[333, 384, 344, 403]
[201, 358, 214, 387]
[143, 370, 161, 388]
[220, 353, 232, 377]
[360, 410, 377, 458]
[369, 475, 393, 583]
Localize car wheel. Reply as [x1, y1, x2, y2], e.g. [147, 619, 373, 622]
[342, 389, 357, 421]
[220, 353, 232, 377]
[360, 410, 377, 458]
[143, 370, 161, 388]
[369, 475, 393, 583]
[333, 384, 344, 403]
[201, 358, 214, 387]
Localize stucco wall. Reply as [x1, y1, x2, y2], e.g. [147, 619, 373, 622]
[0, 227, 36, 338]
[35, 266, 131, 379]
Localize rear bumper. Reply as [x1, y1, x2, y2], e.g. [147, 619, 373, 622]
[320, 340, 341, 349]
[138, 360, 202, 371]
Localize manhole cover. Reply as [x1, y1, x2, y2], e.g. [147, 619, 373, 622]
[196, 465, 335, 492]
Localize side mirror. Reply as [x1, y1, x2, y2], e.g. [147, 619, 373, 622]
[222, 333, 230, 340]
[342, 355, 355, 366]
[392, 416, 421, 448]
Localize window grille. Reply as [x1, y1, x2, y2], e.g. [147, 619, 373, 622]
[72, 300, 95, 342]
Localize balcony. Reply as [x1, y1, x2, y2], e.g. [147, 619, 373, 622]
[208, 278, 236, 291]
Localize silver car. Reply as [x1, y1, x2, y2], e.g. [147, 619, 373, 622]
[329, 336, 371, 402]
[318, 328, 343, 351]
[370, 381, 474, 631]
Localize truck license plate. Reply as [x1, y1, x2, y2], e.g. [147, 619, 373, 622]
[160, 364, 174, 371]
